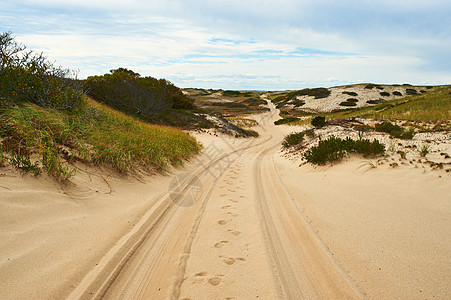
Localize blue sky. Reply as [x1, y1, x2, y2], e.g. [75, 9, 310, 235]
[1, 0, 450, 90]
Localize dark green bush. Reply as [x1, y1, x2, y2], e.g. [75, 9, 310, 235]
[86, 68, 194, 123]
[303, 136, 385, 165]
[347, 98, 359, 102]
[342, 91, 358, 96]
[365, 84, 375, 89]
[339, 101, 357, 106]
[291, 99, 306, 107]
[405, 88, 418, 95]
[393, 91, 402, 96]
[311, 116, 326, 128]
[282, 132, 304, 148]
[223, 90, 242, 97]
[380, 92, 390, 97]
[367, 99, 385, 104]
[286, 88, 331, 100]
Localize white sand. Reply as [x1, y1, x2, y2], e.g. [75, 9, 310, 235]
[0, 96, 450, 299]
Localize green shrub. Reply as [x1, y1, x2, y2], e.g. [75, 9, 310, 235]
[311, 116, 326, 128]
[342, 91, 358, 96]
[303, 136, 385, 165]
[0, 31, 85, 110]
[282, 132, 304, 148]
[271, 95, 286, 103]
[375, 121, 414, 139]
[347, 98, 359, 102]
[420, 144, 431, 157]
[380, 92, 390, 97]
[86, 68, 194, 123]
[274, 117, 299, 125]
[393, 91, 402, 96]
[365, 84, 376, 89]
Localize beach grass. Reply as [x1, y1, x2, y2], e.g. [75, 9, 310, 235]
[0, 98, 202, 180]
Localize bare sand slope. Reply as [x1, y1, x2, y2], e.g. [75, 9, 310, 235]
[276, 156, 451, 299]
[1, 97, 449, 299]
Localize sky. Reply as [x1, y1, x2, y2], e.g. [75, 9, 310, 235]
[1, 0, 451, 90]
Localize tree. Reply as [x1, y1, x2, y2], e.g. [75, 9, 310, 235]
[0, 31, 85, 110]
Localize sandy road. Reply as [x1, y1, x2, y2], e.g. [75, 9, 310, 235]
[70, 99, 363, 299]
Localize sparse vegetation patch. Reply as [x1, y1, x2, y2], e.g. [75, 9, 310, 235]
[282, 132, 305, 148]
[375, 121, 414, 139]
[303, 136, 385, 165]
[311, 116, 326, 128]
[274, 117, 300, 125]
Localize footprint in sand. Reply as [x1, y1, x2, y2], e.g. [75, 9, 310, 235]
[227, 189, 236, 192]
[220, 194, 227, 197]
[218, 220, 229, 225]
[228, 199, 238, 203]
[227, 229, 241, 236]
[227, 212, 239, 217]
[221, 205, 231, 209]
[214, 240, 229, 248]
[195, 271, 208, 277]
[208, 275, 223, 286]
[221, 256, 247, 265]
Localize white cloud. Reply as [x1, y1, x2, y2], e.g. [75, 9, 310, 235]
[2, 0, 450, 89]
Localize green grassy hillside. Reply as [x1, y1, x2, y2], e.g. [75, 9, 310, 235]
[0, 31, 201, 180]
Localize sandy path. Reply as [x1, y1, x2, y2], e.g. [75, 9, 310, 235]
[89, 99, 361, 299]
[3, 96, 448, 299]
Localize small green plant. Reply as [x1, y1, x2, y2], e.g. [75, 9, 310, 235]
[419, 144, 431, 157]
[397, 150, 407, 159]
[388, 142, 396, 152]
[282, 132, 304, 148]
[311, 116, 326, 128]
[440, 152, 450, 159]
[347, 98, 359, 102]
[9, 152, 41, 176]
[365, 84, 376, 89]
[360, 160, 377, 169]
[305, 129, 315, 138]
[393, 91, 402, 96]
[380, 92, 390, 97]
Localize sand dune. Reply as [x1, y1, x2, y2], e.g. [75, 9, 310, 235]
[0, 97, 450, 299]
